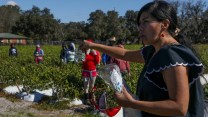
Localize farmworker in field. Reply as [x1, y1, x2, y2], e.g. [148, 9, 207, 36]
[109, 44, 130, 78]
[82, 39, 99, 105]
[9, 43, 18, 57]
[66, 42, 76, 63]
[34, 44, 44, 64]
[60, 43, 68, 63]
[101, 36, 116, 65]
[79, 0, 204, 116]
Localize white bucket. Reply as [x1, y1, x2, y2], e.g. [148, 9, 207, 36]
[113, 107, 123, 117]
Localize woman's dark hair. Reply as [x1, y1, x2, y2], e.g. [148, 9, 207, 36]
[137, 0, 201, 59]
[137, 0, 177, 36]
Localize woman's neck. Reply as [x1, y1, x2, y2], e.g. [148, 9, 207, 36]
[153, 35, 178, 52]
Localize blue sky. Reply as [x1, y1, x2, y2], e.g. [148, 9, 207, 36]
[0, 0, 153, 23]
[0, 0, 207, 23]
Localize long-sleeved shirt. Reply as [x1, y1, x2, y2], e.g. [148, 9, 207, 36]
[82, 50, 99, 71]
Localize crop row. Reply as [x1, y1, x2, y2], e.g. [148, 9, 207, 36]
[0, 44, 207, 100]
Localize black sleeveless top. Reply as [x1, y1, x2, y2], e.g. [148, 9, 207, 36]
[136, 44, 204, 117]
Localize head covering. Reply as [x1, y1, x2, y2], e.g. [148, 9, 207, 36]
[36, 44, 41, 51]
[69, 42, 75, 51]
[86, 39, 93, 43]
[108, 37, 116, 42]
[36, 44, 40, 48]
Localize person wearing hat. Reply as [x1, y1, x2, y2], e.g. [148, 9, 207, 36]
[108, 36, 116, 46]
[34, 44, 44, 64]
[81, 39, 99, 105]
[102, 36, 117, 65]
[66, 42, 76, 63]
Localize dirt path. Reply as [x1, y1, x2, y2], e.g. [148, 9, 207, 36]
[0, 97, 91, 117]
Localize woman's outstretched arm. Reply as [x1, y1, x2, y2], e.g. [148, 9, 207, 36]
[79, 41, 144, 63]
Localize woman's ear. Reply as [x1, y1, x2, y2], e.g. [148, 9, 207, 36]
[161, 19, 170, 30]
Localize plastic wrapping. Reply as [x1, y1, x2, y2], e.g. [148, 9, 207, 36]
[98, 64, 123, 93]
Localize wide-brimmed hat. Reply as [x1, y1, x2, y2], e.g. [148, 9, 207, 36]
[108, 37, 116, 42]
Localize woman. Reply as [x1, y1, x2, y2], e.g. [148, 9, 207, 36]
[79, 0, 204, 116]
[81, 39, 99, 105]
[34, 44, 44, 64]
[109, 44, 130, 78]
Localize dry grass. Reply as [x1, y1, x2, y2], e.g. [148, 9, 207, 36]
[0, 84, 101, 117]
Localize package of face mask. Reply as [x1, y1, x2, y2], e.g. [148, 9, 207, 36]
[98, 64, 123, 93]
[110, 69, 122, 93]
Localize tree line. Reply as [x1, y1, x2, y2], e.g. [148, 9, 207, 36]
[0, 0, 207, 44]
